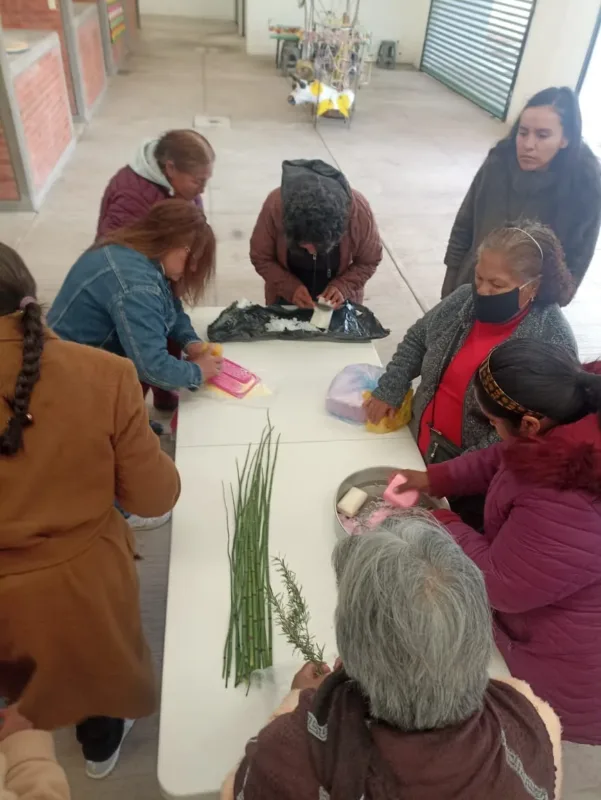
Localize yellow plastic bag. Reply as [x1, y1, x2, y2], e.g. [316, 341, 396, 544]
[363, 388, 413, 434]
[201, 342, 223, 357]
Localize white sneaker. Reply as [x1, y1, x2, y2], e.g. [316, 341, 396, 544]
[85, 719, 135, 780]
[127, 511, 172, 531]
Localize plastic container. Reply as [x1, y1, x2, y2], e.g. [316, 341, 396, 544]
[209, 359, 259, 399]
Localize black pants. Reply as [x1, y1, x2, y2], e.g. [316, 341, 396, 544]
[449, 494, 485, 532]
[76, 717, 124, 762]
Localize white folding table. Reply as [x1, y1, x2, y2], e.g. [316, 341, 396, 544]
[157, 308, 507, 799]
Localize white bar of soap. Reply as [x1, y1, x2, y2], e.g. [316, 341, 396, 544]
[337, 487, 368, 517]
[311, 305, 334, 330]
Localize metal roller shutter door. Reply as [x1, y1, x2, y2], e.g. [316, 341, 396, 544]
[421, 0, 537, 120]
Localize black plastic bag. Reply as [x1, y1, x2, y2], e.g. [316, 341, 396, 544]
[207, 301, 390, 343]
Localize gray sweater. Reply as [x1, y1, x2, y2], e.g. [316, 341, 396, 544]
[372, 285, 577, 452]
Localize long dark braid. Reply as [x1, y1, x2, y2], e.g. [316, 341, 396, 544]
[0, 243, 45, 456]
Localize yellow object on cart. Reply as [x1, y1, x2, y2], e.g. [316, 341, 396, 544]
[363, 388, 413, 434]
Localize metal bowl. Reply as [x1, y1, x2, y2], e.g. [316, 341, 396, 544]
[334, 466, 395, 538]
[334, 466, 449, 537]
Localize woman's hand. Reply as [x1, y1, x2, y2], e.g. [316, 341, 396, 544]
[292, 286, 315, 309]
[186, 342, 222, 360]
[392, 469, 431, 495]
[0, 704, 33, 742]
[291, 661, 332, 691]
[363, 395, 396, 425]
[192, 352, 223, 382]
[321, 285, 345, 309]
[185, 342, 207, 360]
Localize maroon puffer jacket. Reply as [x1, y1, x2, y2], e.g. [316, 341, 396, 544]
[429, 412, 601, 744]
[250, 187, 382, 305]
[96, 166, 202, 239]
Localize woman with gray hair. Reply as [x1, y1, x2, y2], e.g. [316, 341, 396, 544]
[221, 515, 562, 799]
[364, 220, 576, 527]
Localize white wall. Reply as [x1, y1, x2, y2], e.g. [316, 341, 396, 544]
[508, 0, 600, 121]
[236, 0, 244, 35]
[140, 0, 236, 19]
[246, 0, 304, 57]
[245, 0, 431, 64]
[398, 0, 431, 66]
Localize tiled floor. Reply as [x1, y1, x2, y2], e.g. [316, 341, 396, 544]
[2, 14, 600, 800]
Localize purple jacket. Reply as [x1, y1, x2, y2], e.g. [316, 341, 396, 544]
[96, 155, 203, 239]
[97, 166, 173, 238]
[429, 413, 601, 745]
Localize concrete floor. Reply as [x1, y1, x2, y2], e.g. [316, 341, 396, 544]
[2, 14, 600, 800]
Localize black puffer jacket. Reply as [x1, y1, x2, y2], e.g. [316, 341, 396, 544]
[442, 142, 601, 297]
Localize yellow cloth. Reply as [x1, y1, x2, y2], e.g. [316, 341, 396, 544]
[201, 343, 223, 357]
[363, 388, 413, 433]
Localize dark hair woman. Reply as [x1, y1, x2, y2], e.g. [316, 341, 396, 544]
[0, 244, 179, 777]
[48, 200, 221, 397]
[442, 87, 601, 299]
[396, 339, 601, 748]
[250, 159, 382, 310]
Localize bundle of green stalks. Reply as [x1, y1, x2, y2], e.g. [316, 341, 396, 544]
[223, 419, 280, 688]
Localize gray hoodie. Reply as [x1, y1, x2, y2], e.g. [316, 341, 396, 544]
[129, 138, 174, 194]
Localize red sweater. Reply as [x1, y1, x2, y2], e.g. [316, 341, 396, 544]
[418, 310, 527, 455]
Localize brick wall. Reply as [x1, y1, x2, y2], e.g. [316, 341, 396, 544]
[14, 46, 73, 193]
[0, 123, 19, 202]
[0, 0, 77, 114]
[77, 15, 106, 110]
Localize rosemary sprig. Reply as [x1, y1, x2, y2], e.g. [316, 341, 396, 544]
[270, 556, 325, 665]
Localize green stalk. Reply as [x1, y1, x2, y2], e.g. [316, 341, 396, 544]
[222, 418, 278, 689]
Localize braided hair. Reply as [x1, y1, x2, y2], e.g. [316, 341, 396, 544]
[0, 243, 44, 456]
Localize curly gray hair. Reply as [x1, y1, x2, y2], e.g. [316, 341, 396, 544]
[333, 512, 492, 730]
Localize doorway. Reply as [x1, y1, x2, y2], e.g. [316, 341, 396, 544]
[579, 9, 601, 157]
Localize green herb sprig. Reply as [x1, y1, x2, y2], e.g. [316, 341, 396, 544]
[270, 556, 325, 665]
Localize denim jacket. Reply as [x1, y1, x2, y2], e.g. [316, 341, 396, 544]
[47, 244, 203, 391]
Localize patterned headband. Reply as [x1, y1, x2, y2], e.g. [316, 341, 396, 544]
[478, 351, 544, 420]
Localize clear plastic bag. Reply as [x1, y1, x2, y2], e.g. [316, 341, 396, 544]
[326, 364, 413, 432]
[326, 363, 384, 424]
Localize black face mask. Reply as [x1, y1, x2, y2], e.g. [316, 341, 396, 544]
[472, 285, 522, 324]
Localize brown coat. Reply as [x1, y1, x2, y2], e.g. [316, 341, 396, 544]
[250, 188, 382, 305]
[222, 678, 563, 800]
[0, 315, 180, 729]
